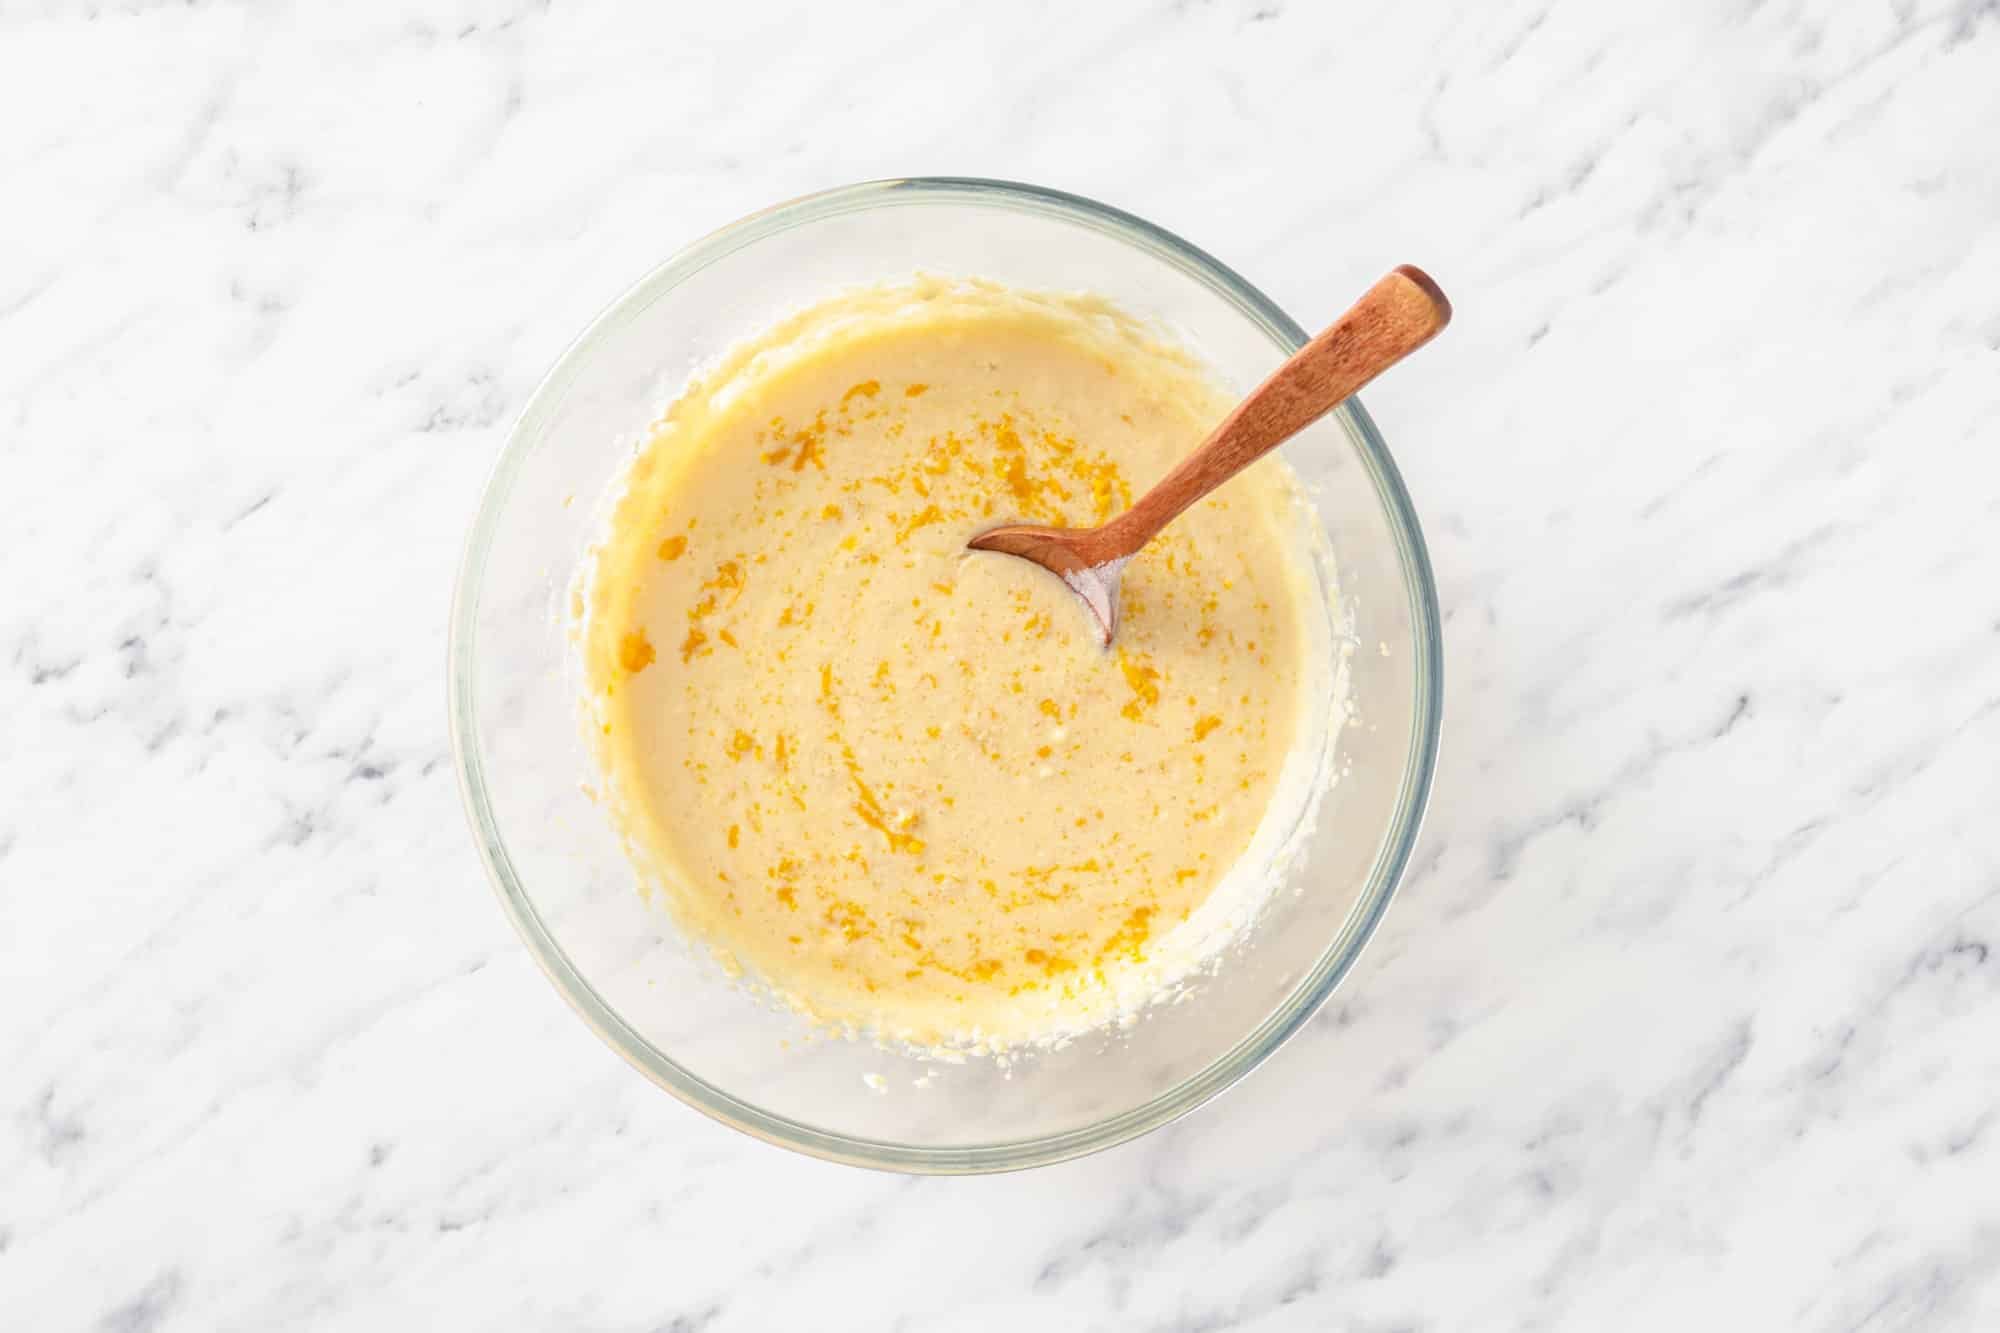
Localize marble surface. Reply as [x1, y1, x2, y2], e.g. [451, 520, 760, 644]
[5, 0, 1999, 1327]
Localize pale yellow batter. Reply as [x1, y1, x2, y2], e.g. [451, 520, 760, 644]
[582, 280, 1319, 1047]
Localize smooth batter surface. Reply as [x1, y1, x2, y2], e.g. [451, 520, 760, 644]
[582, 280, 1319, 1047]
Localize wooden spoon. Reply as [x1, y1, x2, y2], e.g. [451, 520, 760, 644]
[968, 264, 1451, 645]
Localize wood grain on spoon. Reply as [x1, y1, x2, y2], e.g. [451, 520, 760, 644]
[968, 264, 1451, 644]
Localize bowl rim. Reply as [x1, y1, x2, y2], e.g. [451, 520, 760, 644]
[447, 176, 1443, 1174]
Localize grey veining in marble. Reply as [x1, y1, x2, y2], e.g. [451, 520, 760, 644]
[3, 0, 1998, 1328]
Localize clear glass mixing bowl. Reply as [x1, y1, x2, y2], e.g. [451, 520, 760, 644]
[448, 178, 1442, 1172]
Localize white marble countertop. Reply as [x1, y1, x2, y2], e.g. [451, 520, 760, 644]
[6, 1, 1999, 1328]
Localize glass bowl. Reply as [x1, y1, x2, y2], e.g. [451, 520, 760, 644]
[448, 178, 1441, 1173]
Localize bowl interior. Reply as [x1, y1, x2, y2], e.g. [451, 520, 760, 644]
[451, 180, 1439, 1171]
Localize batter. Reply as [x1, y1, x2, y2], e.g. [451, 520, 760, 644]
[581, 280, 1321, 1048]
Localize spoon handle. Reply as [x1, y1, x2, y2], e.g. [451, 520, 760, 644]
[1092, 265, 1451, 560]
